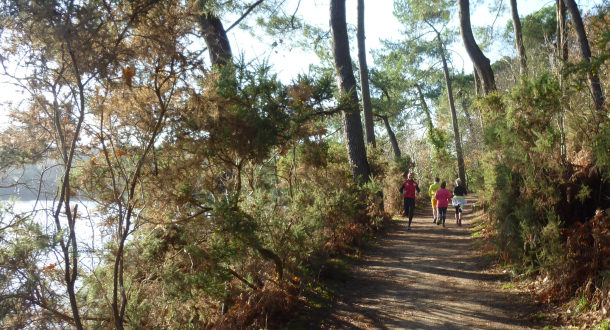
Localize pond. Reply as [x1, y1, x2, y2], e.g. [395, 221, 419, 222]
[4, 199, 110, 273]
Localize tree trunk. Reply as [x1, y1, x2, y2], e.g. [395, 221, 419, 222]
[563, 0, 605, 123]
[198, 13, 233, 67]
[198, 11, 236, 194]
[556, 0, 569, 64]
[57, 50, 88, 330]
[509, 0, 528, 76]
[458, 0, 496, 94]
[357, 0, 376, 148]
[330, 0, 371, 183]
[556, 0, 569, 162]
[378, 114, 401, 159]
[436, 33, 467, 186]
[375, 89, 401, 159]
[458, 89, 474, 130]
[473, 65, 482, 96]
[414, 84, 435, 131]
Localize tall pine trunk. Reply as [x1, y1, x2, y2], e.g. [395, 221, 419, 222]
[197, 8, 286, 289]
[357, 0, 376, 148]
[458, 0, 496, 94]
[473, 65, 482, 96]
[198, 13, 233, 67]
[556, 0, 569, 162]
[563, 0, 605, 125]
[330, 0, 371, 183]
[509, 0, 528, 76]
[435, 32, 466, 185]
[378, 114, 401, 159]
[414, 84, 435, 131]
[556, 0, 569, 65]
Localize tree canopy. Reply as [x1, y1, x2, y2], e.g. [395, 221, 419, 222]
[0, 0, 608, 328]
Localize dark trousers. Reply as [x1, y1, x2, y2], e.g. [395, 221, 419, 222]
[403, 198, 415, 226]
[438, 207, 447, 224]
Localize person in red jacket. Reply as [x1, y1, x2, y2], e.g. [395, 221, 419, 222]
[434, 181, 452, 227]
[399, 172, 420, 230]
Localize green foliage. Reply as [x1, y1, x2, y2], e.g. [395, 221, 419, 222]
[382, 157, 413, 215]
[505, 5, 556, 51]
[256, 14, 303, 36]
[210, 63, 292, 163]
[594, 120, 610, 179]
[576, 185, 592, 203]
[300, 139, 330, 168]
[393, 155, 415, 175]
[501, 5, 557, 76]
[371, 1, 450, 137]
[0, 145, 42, 168]
[427, 126, 450, 157]
[477, 39, 610, 323]
[393, 0, 452, 26]
[477, 74, 567, 270]
[574, 293, 590, 317]
[0, 25, 389, 324]
[536, 214, 564, 272]
[0, 202, 56, 329]
[479, 74, 561, 169]
[76, 84, 388, 327]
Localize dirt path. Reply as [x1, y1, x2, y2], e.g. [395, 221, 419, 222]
[322, 196, 541, 329]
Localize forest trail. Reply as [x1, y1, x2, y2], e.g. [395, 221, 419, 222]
[322, 195, 542, 329]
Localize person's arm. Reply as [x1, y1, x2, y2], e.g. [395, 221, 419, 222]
[416, 183, 420, 193]
[399, 182, 404, 193]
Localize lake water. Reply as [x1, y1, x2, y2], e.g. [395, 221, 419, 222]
[5, 199, 108, 272]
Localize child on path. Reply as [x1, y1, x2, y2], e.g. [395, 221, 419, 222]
[399, 172, 420, 231]
[434, 181, 452, 227]
[428, 177, 441, 224]
[452, 179, 468, 226]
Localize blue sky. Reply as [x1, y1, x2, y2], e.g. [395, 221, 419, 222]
[226, 0, 606, 81]
[0, 0, 605, 107]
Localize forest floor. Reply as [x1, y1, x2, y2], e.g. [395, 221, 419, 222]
[319, 195, 546, 329]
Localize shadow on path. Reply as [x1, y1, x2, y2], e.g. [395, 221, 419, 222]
[321, 195, 542, 329]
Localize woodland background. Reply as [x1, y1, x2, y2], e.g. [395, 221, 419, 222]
[0, 0, 608, 328]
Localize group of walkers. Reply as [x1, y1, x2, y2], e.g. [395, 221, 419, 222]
[399, 173, 467, 230]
